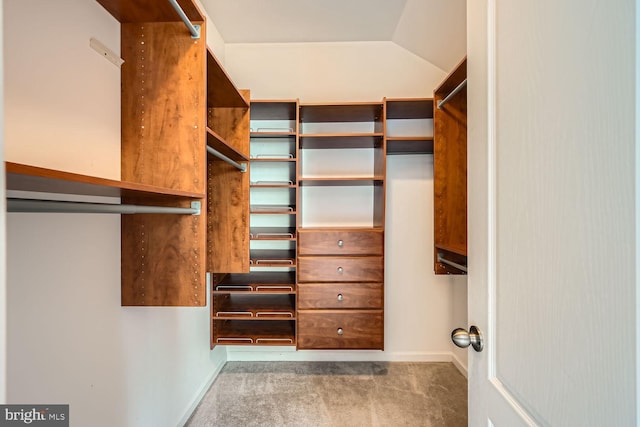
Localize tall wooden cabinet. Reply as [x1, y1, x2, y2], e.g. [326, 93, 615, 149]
[433, 58, 468, 274]
[297, 103, 385, 350]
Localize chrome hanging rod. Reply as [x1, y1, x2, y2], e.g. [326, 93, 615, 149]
[7, 198, 201, 215]
[206, 146, 247, 172]
[168, 0, 201, 39]
[437, 253, 468, 273]
[437, 79, 467, 109]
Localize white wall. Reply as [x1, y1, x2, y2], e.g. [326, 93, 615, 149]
[225, 41, 445, 102]
[224, 41, 468, 368]
[4, 1, 226, 425]
[0, 0, 6, 403]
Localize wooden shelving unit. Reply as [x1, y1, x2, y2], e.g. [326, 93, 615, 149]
[385, 98, 434, 155]
[211, 100, 299, 347]
[297, 103, 385, 350]
[433, 58, 467, 274]
[9, 0, 250, 306]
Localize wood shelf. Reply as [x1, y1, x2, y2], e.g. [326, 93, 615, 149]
[214, 272, 296, 293]
[300, 103, 383, 122]
[386, 137, 434, 155]
[250, 101, 298, 120]
[206, 48, 249, 108]
[250, 158, 296, 162]
[298, 177, 383, 186]
[206, 127, 249, 163]
[96, 0, 204, 23]
[250, 249, 296, 267]
[250, 132, 296, 139]
[386, 98, 434, 119]
[250, 182, 296, 188]
[6, 162, 204, 201]
[250, 227, 296, 240]
[213, 320, 296, 346]
[435, 243, 467, 257]
[213, 294, 296, 320]
[250, 205, 296, 214]
[299, 134, 383, 149]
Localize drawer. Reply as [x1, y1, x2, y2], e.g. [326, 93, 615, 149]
[298, 282, 383, 309]
[297, 310, 383, 349]
[298, 256, 383, 282]
[298, 229, 383, 256]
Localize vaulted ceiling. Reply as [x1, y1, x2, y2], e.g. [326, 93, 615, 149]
[200, 0, 466, 72]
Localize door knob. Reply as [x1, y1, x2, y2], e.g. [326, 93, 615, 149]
[451, 325, 484, 352]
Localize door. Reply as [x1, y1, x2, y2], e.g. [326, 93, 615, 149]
[466, 0, 636, 425]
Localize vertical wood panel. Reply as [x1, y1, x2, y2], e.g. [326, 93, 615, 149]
[121, 197, 206, 306]
[121, 22, 206, 194]
[207, 159, 250, 273]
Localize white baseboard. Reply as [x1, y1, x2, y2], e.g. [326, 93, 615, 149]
[451, 353, 468, 378]
[225, 347, 456, 363]
[176, 351, 228, 427]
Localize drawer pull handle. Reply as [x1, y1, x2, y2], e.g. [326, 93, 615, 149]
[337, 240, 344, 248]
[337, 328, 344, 336]
[337, 267, 344, 274]
[337, 294, 344, 302]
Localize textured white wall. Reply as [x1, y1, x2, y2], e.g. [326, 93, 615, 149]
[224, 41, 468, 366]
[4, 1, 226, 425]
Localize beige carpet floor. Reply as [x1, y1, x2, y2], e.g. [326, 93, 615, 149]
[185, 361, 467, 427]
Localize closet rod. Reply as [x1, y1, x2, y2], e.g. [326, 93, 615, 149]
[7, 199, 201, 215]
[437, 79, 467, 109]
[168, 0, 201, 39]
[206, 146, 247, 172]
[437, 253, 468, 273]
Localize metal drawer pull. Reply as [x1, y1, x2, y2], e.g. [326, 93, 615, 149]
[256, 259, 295, 265]
[216, 311, 253, 317]
[337, 267, 344, 274]
[337, 328, 344, 335]
[217, 337, 253, 343]
[256, 312, 294, 318]
[337, 294, 344, 301]
[256, 232, 294, 238]
[215, 285, 252, 291]
[256, 338, 294, 343]
[254, 153, 294, 159]
[337, 239, 344, 247]
[255, 286, 294, 292]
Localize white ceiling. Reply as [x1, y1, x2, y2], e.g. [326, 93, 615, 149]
[201, 0, 466, 72]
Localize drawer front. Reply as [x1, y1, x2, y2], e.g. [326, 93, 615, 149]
[297, 310, 383, 349]
[298, 256, 383, 282]
[298, 282, 383, 309]
[298, 229, 383, 256]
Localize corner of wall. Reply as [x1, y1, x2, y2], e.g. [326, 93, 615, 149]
[177, 346, 227, 427]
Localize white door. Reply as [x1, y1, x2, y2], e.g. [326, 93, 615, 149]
[465, 0, 637, 426]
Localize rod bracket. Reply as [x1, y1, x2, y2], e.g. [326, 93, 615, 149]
[191, 201, 201, 216]
[191, 24, 201, 39]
